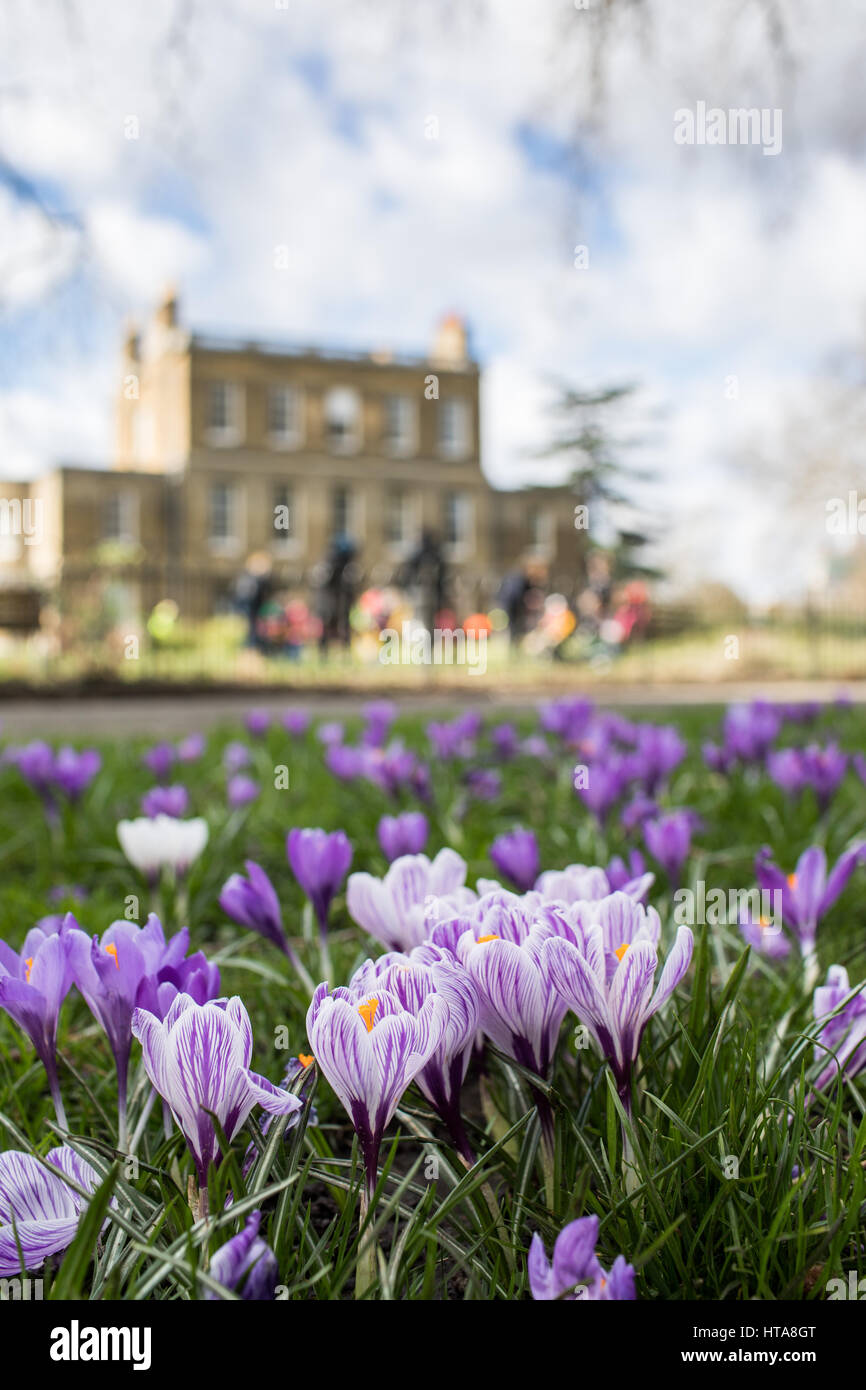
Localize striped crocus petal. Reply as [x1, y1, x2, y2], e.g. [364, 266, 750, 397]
[542, 935, 612, 1053]
[347, 849, 470, 951]
[646, 926, 694, 1019]
[607, 940, 659, 1071]
[459, 936, 564, 1077]
[132, 995, 301, 1185]
[0, 1146, 99, 1276]
[544, 925, 693, 1085]
[589, 894, 662, 978]
[306, 983, 449, 1163]
[207, 1210, 278, 1301]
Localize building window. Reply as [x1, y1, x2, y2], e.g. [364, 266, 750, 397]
[268, 386, 302, 446]
[385, 488, 414, 548]
[324, 387, 361, 453]
[272, 483, 295, 544]
[443, 490, 473, 549]
[383, 395, 416, 455]
[103, 491, 138, 544]
[438, 398, 471, 458]
[205, 382, 243, 444]
[209, 481, 241, 550]
[332, 485, 351, 538]
[528, 507, 553, 555]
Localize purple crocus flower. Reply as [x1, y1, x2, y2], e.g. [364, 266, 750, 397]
[316, 721, 344, 746]
[227, 774, 259, 809]
[767, 744, 847, 811]
[766, 748, 806, 798]
[141, 784, 190, 819]
[801, 744, 847, 809]
[306, 980, 448, 1199]
[755, 843, 865, 978]
[643, 810, 696, 888]
[206, 1210, 278, 1300]
[66, 915, 186, 1148]
[427, 719, 476, 761]
[0, 1146, 100, 1275]
[8, 743, 99, 817]
[0, 921, 75, 1125]
[142, 742, 176, 782]
[606, 850, 648, 894]
[738, 910, 791, 961]
[632, 723, 687, 794]
[489, 828, 540, 893]
[723, 702, 781, 763]
[223, 741, 251, 775]
[177, 733, 206, 763]
[347, 849, 473, 951]
[132, 995, 301, 1204]
[282, 710, 311, 737]
[437, 893, 571, 1079]
[575, 757, 631, 825]
[491, 723, 520, 760]
[812, 965, 866, 1093]
[220, 861, 289, 956]
[287, 828, 353, 939]
[539, 697, 594, 746]
[702, 742, 736, 775]
[362, 700, 397, 747]
[325, 743, 367, 781]
[620, 794, 659, 833]
[535, 861, 653, 906]
[463, 768, 502, 802]
[528, 1215, 636, 1301]
[52, 747, 101, 802]
[377, 811, 429, 862]
[543, 894, 693, 1112]
[348, 947, 480, 1164]
[245, 709, 271, 737]
[132, 923, 221, 1022]
[9, 741, 55, 800]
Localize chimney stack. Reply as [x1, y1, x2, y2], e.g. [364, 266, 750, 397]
[431, 313, 469, 368]
[154, 285, 179, 329]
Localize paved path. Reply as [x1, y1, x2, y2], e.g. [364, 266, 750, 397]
[0, 680, 861, 736]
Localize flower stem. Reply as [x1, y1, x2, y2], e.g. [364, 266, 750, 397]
[319, 923, 332, 989]
[619, 1087, 640, 1195]
[284, 942, 316, 997]
[45, 1055, 67, 1129]
[355, 1160, 378, 1299]
[532, 1089, 556, 1211]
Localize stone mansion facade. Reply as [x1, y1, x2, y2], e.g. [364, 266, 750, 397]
[0, 291, 578, 627]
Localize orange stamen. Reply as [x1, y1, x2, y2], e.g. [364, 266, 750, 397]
[298, 1053, 314, 1069]
[477, 934, 499, 943]
[24, 956, 33, 982]
[105, 942, 120, 969]
[787, 873, 798, 890]
[615, 943, 629, 962]
[357, 998, 379, 1032]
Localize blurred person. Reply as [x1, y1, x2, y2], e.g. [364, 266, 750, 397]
[497, 556, 547, 646]
[234, 551, 273, 651]
[315, 534, 358, 655]
[400, 529, 448, 632]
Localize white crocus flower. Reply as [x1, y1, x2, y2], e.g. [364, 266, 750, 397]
[117, 815, 209, 880]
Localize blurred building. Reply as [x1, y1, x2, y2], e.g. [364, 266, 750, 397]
[0, 291, 578, 626]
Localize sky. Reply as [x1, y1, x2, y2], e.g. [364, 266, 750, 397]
[1, 0, 865, 603]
